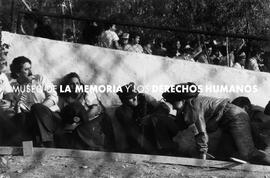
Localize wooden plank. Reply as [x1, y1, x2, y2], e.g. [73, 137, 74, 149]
[0, 146, 270, 173]
[0, 147, 22, 155]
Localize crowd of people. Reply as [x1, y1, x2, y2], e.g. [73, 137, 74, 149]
[21, 15, 269, 73]
[0, 56, 270, 165]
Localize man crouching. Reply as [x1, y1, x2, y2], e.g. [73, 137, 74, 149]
[162, 82, 270, 165]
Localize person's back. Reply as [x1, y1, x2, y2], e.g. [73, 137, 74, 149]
[99, 24, 120, 49]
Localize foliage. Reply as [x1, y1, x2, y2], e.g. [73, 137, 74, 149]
[1, 0, 270, 39]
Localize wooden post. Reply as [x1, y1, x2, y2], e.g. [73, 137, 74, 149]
[10, 0, 15, 32]
[0, 20, 2, 59]
[22, 141, 33, 156]
[226, 37, 230, 67]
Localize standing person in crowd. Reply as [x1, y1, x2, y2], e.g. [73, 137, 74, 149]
[182, 45, 195, 62]
[115, 82, 180, 155]
[233, 52, 246, 69]
[175, 40, 183, 57]
[57, 72, 115, 151]
[128, 34, 144, 53]
[99, 24, 121, 49]
[34, 16, 56, 40]
[143, 40, 153, 54]
[162, 82, 270, 165]
[152, 38, 167, 56]
[247, 49, 262, 71]
[9, 56, 60, 147]
[63, 28, 75, 42]
[80, 21, 101, 45]
[119, 33, 132, 51]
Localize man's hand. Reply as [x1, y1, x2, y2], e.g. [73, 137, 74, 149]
[199, 153, 207, 160]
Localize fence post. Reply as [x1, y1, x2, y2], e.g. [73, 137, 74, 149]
[0, 20, 2, 59]
[226, 37, 230, 67]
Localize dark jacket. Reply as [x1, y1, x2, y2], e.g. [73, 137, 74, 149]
[115, 93, 159, 152]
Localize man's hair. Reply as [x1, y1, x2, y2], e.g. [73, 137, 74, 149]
[57, 72, 83, 96]
[10, 56, 32, 79]
[232, 96, 251, 108]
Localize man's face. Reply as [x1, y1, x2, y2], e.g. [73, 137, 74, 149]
[135, 36, 140, 44]
[18, 62, 33, 82]
[172, 100, 185, 111]
[69, 77, 80, 93]
[127, 95, 138, 107]
[176, 41, 181, 49]
[123, 38, 129, 45]
[111, 24, 116, 31]
[240, 57, 246, 66]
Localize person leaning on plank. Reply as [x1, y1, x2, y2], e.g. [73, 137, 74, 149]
[162, 82, 270, 165]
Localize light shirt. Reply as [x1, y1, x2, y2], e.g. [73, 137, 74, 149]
[99, 30, 119, 48]
[0, 73, 13, 99]
[12, 74, 59, 112]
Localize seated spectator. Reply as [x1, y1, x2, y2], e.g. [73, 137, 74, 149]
[153, 38, 167, 56]
[119, 33, 132, 51]
[63, 28, 75, 42]
[99, 24, 121, 49]
[233, 52, 246, 69]
[115, 82, 179, 155]
[195, 45, 210, 64]
[143, 40, 153, 54]
[128, 35, 144, 53]
[9, 56, 60, 147]
[172, 40, 183, 58]
[182, 45, 195, 62]
[80, 21, 101, 45]
[57, 72, 115, 151]
[247, 49, 262, 71]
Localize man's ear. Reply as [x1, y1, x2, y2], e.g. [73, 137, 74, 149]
[73, 116, 81, 123]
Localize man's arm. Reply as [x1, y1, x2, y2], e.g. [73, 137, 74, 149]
[41, 75, 58, 108]
[185, 99, 208, 159]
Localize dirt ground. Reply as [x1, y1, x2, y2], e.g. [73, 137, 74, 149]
[0, 154, 270, 178]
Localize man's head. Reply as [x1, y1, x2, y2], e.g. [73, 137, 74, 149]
[231, 96, 251, 113]
[65, 72, 82, 94]
[110, 24, 116, 31]
[236, 52, 246, 66]
[133, 35, 140, 44]
[176, 40, 181, 49]
[122, 33, 130, 45]
[162, 82, 199, 111]
[117, 82, 139, 107]
[10, 56, 33, 83]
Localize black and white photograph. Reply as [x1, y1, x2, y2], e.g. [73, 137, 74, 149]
[0, 0, 270, 177]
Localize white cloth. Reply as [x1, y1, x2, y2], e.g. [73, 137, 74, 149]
[248, 57, 260, 71]
[100, 30, 119, 48]
[12, 74, 59, 112]
[0, 73, 13, 99]
[233, 62, 244, 69]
